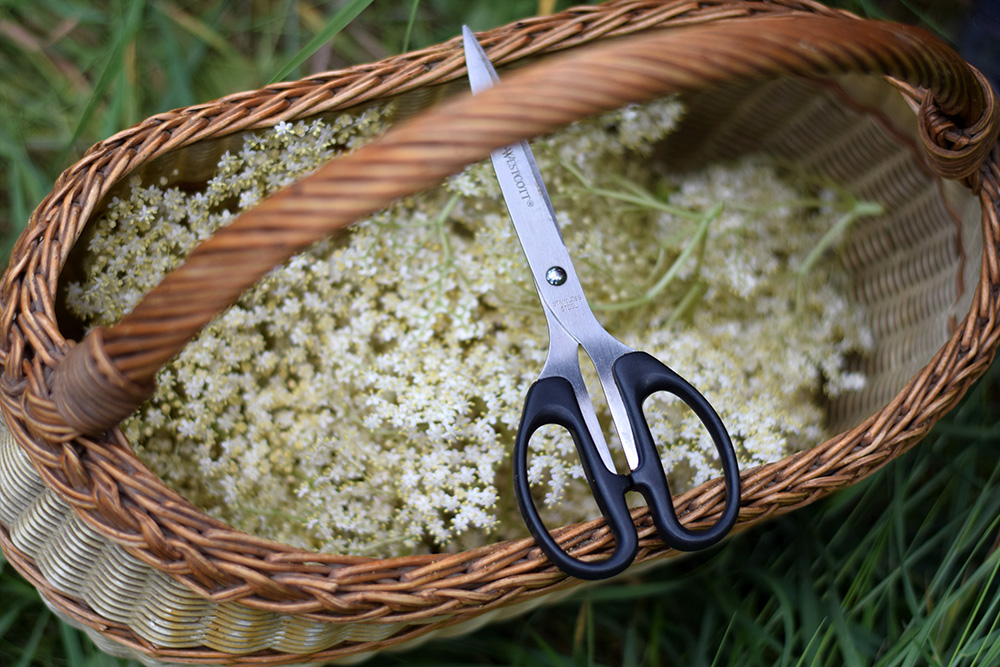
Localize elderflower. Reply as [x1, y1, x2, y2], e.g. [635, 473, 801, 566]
[66, 95, 873, 556]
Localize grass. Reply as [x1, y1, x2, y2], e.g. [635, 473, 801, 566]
[0, 1, 996, 665]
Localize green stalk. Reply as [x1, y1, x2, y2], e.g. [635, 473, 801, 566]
[594, 202, 722, 312]
[795, 199, 882, 310]
[562, 160, 705, 221]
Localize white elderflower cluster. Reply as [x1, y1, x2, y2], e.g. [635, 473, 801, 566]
[67, 96, 873, 556]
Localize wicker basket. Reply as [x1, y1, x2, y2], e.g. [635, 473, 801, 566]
[2, 1, 999, 664]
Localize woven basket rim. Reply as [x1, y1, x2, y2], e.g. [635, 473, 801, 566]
[2, 0, 999, 642]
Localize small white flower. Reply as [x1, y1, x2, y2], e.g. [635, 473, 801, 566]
[68, 94, 873, 557]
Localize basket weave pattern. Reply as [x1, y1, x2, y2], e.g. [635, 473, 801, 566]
[2, 1, 1000, 663]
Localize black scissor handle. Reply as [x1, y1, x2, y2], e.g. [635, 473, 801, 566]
[612, 351, 741, 551]
[514, 376, 638, 580]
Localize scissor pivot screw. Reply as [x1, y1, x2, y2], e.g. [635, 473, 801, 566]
[546, 266, 567, 286]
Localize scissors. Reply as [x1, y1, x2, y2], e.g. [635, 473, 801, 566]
[462, 27, 741, 580]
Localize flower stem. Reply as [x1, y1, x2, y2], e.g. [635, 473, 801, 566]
[594, 202, 722, 312]
[561, 160, 705, 221]
[795, 199, 883, 309]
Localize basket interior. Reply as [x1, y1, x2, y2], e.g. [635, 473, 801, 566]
[661, 75, 980, 433]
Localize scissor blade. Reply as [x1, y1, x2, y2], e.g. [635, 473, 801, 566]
[463, 28, 640, 471]
[462, 26, 500, 94]
[461, 28, 592, 334]
[542, 302, 618, 474]
[461, 25, 556, 231]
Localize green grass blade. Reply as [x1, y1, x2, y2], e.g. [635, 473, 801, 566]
[709, 612, 736, 667]
[267, 0, 376, 84]
[153, 0, 243, 63]
[967, 560, 1000, 666]
[58, 621, 87, 667]
[282, 0, 301, 68]
[11, 607, 50, 667]
[402, 0, 420, 52]
[63, 0, 146, 158]
[151, 6, 196, 110]
[0, 600, 30, 639]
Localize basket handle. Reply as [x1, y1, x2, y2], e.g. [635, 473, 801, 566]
[50, 14, 998, 436]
